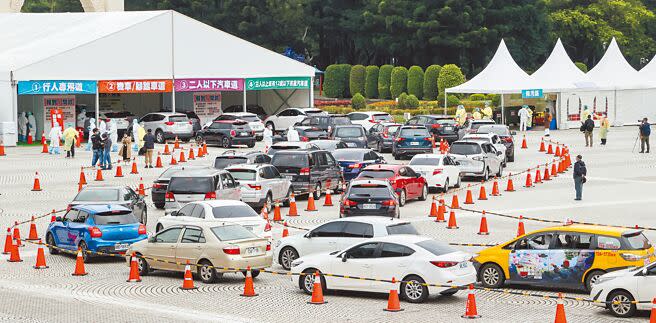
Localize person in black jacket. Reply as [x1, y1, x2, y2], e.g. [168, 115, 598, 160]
[143, 129, 156, 168]
[573, 155, 586, 200]
[582, 115, 594, 147]
[90, 129, 102, 167]
[639, 117, 650, 153]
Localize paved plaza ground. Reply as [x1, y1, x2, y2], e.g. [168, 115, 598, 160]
[0, 126, 654, 322]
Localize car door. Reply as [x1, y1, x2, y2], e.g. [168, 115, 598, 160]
[174, 226, 206, 271]
[265, 166, 285, 200]
[491, 135, 506, 154]
[204, 122, 222, 143]
[637, 263, 656, 305]
[367, 242, 416, 292]
[367, 124, 381, 148]
[224, 173, 241, 200]
[482, 144, 498, 171]
[324, 152, 341, 189]
[67, 211, 90, 249]
[310, 152, 326, 189]
[443, 156, 459, 186]
[276, 109, 298, 130]
[330, 242, 381, 290]
[402, 167, 420, 198]
[148, 227, 183, 271]
[548, 232, 595, 287]
[258, 166, 275, 198]
[300, 221, 346, 256]
[487, 144, 502, 170]
[53, 209, 78, 248]
[508, 233, 555, 284]
[123, 187, 146, 223]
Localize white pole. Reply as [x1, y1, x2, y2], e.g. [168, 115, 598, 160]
[243, 87, 247, 112]
[613, 89, 617, 126]
[443, 91, 447, 115]
[309, 77, 314, 107]
[500, 93, 505, 125]
[170, 10, 176, 113]
[95, 82, 100, 128]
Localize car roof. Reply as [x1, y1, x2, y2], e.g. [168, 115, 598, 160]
[348, 111, 388, 116]
[333, 124, 363, 128]
[531, 224, 635, 237]
[73, 204, 131, 213]
[334, 148, 370, 153]
[418, 114, 452, 119]
[225, 163, 266, 170]
[362, 164, 402, 171]
[350, 179, 390, 186]
[367, 234, 431, 244]
[326, 216, 410, 226]
[224, 112, 256, 116]
[463, 133, 495, 138]
[381, 122, 401, 126]
[471, 119, 495, 124]
[477, 124, 508, 129]
[149, 112, 186, 116]
[191, 200, 250, 208]
[411, 153, 445, 159]
[80, 185, 126, 190]
[170, 168, 225, 177]
[452, 140, 484, 146]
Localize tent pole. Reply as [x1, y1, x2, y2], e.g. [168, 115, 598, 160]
[613, 89, 617, 126]
[443, 92, 447, 115]
[309, 77, 314, 107]
[243, 88, 247, 112]
[170, 10, 176, 113]
[95, 83, 100, 128]
[500, 93, 505, 125]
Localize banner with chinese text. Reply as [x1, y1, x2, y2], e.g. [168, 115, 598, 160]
[17, 80, 96, 95]
[246, 77, 311, 91]
[193, 92, 222, 125]
[98, 80, 173, 93]
[175, 78, 243, 92]
[43, 95, 75, 133]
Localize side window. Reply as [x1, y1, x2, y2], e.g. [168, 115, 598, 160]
[177, 204, 196, 217]
[647, 264, 656, 276]
[552, 233, 592, 249]
[140, 114, 152, 122]
[63, 209, 79, 222]
[515, 233, 553, 250]
[181, 227, 206, 243]
[299, 118, 311, 126]
[278, 110, 293, 117]
[269, 166, 282, 178]
[364, 151, 376, 161]
[260, 167, 273, 179]
[349, 113, 366, 121]
[190, 205, 205, 219]
[406, 118, 417, 125]
[342, 222, 374, 238]
[443, 156, 452, 166]
[209, 122, 222, 130]
[255, 154, 270, 164]
[380, 243, 415, 257]
[398, 167, 407, 177]
[225, 173, 237, 188]
[124, 187, 138, 201]
[155, 228, 182, 243]
[346, 242, 379, 259]
[74, 211, 89, 223]
[596, 236, 621, 250]
[310, 222, 345, 237]
[153, 114, 166, 121]
[325, 153, 337, 167]
[404, 167, 417, 177]
[316, 152, 328, 166]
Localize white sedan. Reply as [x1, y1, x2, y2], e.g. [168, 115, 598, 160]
[290, 235, 476, 303]
[408, 154, 461, 192]
[274, 217, 418, 270]
[155, 200, 271, 239]
[590, 261, 656, 317]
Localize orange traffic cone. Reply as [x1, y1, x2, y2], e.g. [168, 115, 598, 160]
[323, 190, 333, 206]
[543, 165, 551, 181]
[429, 196, 439, 217]
[383, 277, 403, 312]
[78, 167, 87, 185]
[130, 160, 138, 174]
[464, 185, 474, 204]
[307, 271, 326, 304]
[260, 203, 269, 220]
[76, 130, 83, 148]
[0, 143, 5, 156]
[155, 153, 163, 168]
[203, 143, 208, 155]
[115, 164, 123, 177]
[72, 248, 88, 276]
[197, 146, 204, 158]
[13, 223, 22, 247]
[551, 162, 558, 177]
[478, 211, 490, 235]
[505, 173, 515, 192]
[558, 160, 565, 173]
[178, 151, 186, 163]
[31, 172, 42, 191]
[461, 284, 481, 318]
[138, 178, 145, 196]
[517, 215, 526, 237]
[555, 145, 561, 157]
[491, 178, 500, 196]
[180, 261, 197, 290]
[7, 242, 22, 262]
[33, 240, 48, 269]
[95, 168, 104, 181]
[287, 194, 299, 216]
[264, 220, 272, 233]
[524, 170, 532, 188]
[436, 198, 446, 222]
[170, 155, 177, 165]
[188, 147, 195, 160]
[478, 181, 487, 200]
[521, 135, 527, 149]
[163, 144, 171, 155]
[174, 137, 180, 149]
[450, 194, 460, 209]
[273, 201, 282, 221]
[539, 139, 546, 152]
[282, 221, 289, 238]
[26, 216, 39, 241]
[126, 253, 142, 282]
[41, 142, 48, 153]
[27, 133, 33, 144]
[2, 228, 12, 254]
[305, 192, 317, 212]
[649, 298, 655, 323]
[446, 211, 458, 229]
[547, 143, 554, 154]
[553, 293, 567, 323]
[241, 266, 258, 297]
[534, 169, 542, 184]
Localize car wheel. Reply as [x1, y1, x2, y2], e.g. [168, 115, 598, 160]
[79, 241, 90, 263]
[198, 260, 218, 284]
[283, 187, 293, 207]
[247, 141, 255, 148]
[313, 182, 322, 200]
[221, 136, 231, 148]
[393, 152, 400, 160]
[195, 134, 204, 144]
[401, 275, 429, 303]
[442, 179, 449, 193]
[265, 193, 273, 213]
[155, 130, 164, 144]
[377, 141, 384, 153]
[141, 208, 148, 225]
[419, 184, 428, 201]
[508, 154, 515, 163]
[479, 263, 505, 288]
[136, 254, 149, 276]
[607, 290, 637, 318]
[279, 247, 299, 271]
[398, 189, 407, 207]
[46, 233, 59, 255]
[154, 202, 165, 209]
[300, 269, 326, 295]
[584, 270, 605, 292]
[155, 223, 163, 233]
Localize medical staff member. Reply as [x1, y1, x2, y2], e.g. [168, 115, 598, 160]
[48, 123, 63, 155]
[455, 105, 467, 125]
[518, 105, 529, 132]
[482, 103, 493, 120]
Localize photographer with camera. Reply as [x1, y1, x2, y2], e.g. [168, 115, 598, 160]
[639, 117, 650, 153]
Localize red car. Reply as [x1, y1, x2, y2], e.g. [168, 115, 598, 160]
[356, 164, 428, 206]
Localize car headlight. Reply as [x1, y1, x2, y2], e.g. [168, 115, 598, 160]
[291, 260, 303, 268]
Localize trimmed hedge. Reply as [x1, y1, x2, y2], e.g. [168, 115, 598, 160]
[469, 93, 486, 101]
[405, 94, 420, 108]
[323, 64, 351, 98]
[349, 65, 366, 97]
[437, 93, 461, 107]
[351, 93, 366, 109]
[364, 66, 379, 99]
[407, 66, 424, 99]
[390, 66, 408, 99]
[423, 65, 441, 100]
[437, 64, 465, 96]
[378, 65, 393, 99]
[397, 92, 408, 108]
[575, 62, 588, 73]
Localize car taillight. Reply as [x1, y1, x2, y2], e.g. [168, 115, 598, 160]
[204, 192, 217, 200]
[502, 136, 513, 143]
[433, 169, 443, 175]
[301, 136, 309, 142]
[89, 226, 102, 238]
[430, 261, 458, 268]
[230, 129, 236, 136]
[152, 183, 163, 189]
[264, 222, 271, 232]
[389, 179, 396, 185]
[165, 192, 175, 201]
[348, 163, 362, 169]
[164, 121, 174, 126]
[382, 199, 396, 206]
[248, 184, 262, 190]
[300, 167, 310, 176]
[223, 246, 240, 255]
[138, 224, 147, 235]
[382, 131, 389, 138]
[395, 137, 404, 142]
[343, 199, 358, 207]
[266, 242, 271, 251]
[189, 121, 193, 125]
[424, 137, 432, 141]
[431, 124, 441, 128]
[368, 117, 376, 123]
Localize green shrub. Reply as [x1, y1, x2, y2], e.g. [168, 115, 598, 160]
[351, 93, 366, 109]
[364, 66, 379, 98]
[340, 64, 352, 97]
[437, 64, 465, 96]
[405, 94, 420, 108]
[349, 65, 366, 97]
[575, 62, 588, 73]
[390, 66, 408, 99]
[487, 94, 500, 106]
[407, 66, 424, 99]
[323, 64, 351, 98]
[378, 65, 393, 99]
[437, 93, 461, 107]
[423, 65, 441, 100]
[397, 92, 408, 108]
[469, 93, 486, 101]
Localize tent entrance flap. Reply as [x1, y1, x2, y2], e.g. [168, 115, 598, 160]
[274, 89, 297, 111]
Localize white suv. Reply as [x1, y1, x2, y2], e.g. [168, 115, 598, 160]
[264, 108, 325, 133]
[347, 111, 394, 131]
[138, 112, 194, 143]
[225, 163, 292, 212]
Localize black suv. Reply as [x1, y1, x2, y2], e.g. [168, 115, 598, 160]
[295, 114, 352, 139]
[196, 120, 256, 148]
[405, 115, 459, 143]
[271, 149, 343, 199]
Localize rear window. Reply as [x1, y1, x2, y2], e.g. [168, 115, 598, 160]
[168, 177, 213, 194]
[239, 115, 260, 122]
[305, 109, 325, 116]
[450, 143, 482, 155]
[399, 128, 429, 137]
[416, 240, 456, 256]
[471, 121, 495, 130]
[625, 232, 652, 249]
[332, 150, 365, 161]
[335, 127, 364, 138]
[386, 223, 419, 235]
[358, 169, 395, 179]
[104, 111, 134, 118]
[373, 114, 393, 122]
[435, 119, 456, 125]
[409, 157, 441, 166]
[211, 205, 258, 219]
[75, 189, 120, 201]
[385, 125, 400, 135]
[271, 154, 308, 168]
[215, 157, 247, 169]
[477, 126, 509, 136]
[349, 185, 392, 198]
[169, 115, 188, 123]
[93, 210, 138, 225]
[331, 116, 351, 125]
[211, 225, 257, 241]
[227, 169, 256, 181]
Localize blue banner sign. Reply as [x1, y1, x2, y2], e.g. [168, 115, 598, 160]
[521, 89, 543, 99]
[17, 80, 97, 95]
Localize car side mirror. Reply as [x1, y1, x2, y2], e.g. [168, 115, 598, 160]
[341, 253, 348, 262]
[234, 181, 240, 186]
[304, 232, 312, 238]
[511, 131, 517, 135]
[455, 161, 460, 165]
[171, 211, 178, 217]
[56, 216, 63, 222]
[642, 267, 648, 275]
[294, 122, 301, 126]
[497, 151, 503, 156]
[415, 173, 421, 178]
[148, 236, 156, 243]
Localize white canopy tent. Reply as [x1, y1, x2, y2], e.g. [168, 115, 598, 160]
[526, 39, 594, 92]
[0, 10, 315, 146]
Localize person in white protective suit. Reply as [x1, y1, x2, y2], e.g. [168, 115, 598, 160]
[455, 105, 467, 126]
[86, 118, 97, 151]
[48, 123, 63, 154]
[98, 119, 107, 135]
[108, 119, 119, 152]
[286, 125, 300, 142]
[482, 102, 493, 120]
[27, 112, 36, 141]
[18, 112, 27, 142]
[263, 124, 273, 151]
[77, 108, 87, 128]
[518, 105, 530, 132]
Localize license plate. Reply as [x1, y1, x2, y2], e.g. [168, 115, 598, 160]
[410, 142, 419, 146]
[444, 127, 452, 131]
[459, 262, 468, 268]
[362, 204, 376, 209]
[346, 142, 356, 147]
[240, 132, 248, 136]
[245, 247, 260, 255]
[244, 226, 255, 232]
[114, 243, 129, 251]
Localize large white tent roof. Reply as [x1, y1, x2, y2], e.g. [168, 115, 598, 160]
[638, 54, 656, 88]
[0, 10, 315, 80]
[446, 39, 530, 94]
[585, 38, 641, 90]
[526, 39, 596, 92]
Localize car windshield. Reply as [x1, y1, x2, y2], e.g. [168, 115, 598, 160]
[211, 205, 258, 218]
[332, 150, 365, 161]
[104, 111, 133, 118]
[211, 225, 257, 241]
[335, 127, 364, 138]
[471, 121, 495, 130]
[331, 117, 351, 125]
[416, 240, 456, 256]
[168, 177, 213, 194]
[386, 125, 400, 135]
[373, 114, 393, 122]
[75, 189, 120, 201]
[399, 128, 429, 137]
[271, 154, 308, 168]
[93, 210, 138, 225]
[227, 169, 256, 181]
[215, 157, 248, 169]
[625, 232, 652, 249]
[450, 143, 482, 155]
[312, 141, 337, 150]
[409, 157, 441, 166]
[464, 137, 491, 143]
[386, 223, 419, 235]
[358, 169, 395, 179]
[349, 186, 391, 198]
[238, 115, 260, 122]
[477, 126, 510, 136]
[169, 115, 188, 123]
[436, 119, 456, 125]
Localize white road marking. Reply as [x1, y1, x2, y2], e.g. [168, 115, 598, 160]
[496, 198, 656, 213]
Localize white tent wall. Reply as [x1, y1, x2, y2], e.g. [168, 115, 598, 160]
[557, 90, 616, 129]
[615, 89, 656, 125]
[0, 80, 16, 146]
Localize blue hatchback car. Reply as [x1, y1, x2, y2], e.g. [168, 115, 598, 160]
[46, 204, 147, 262]
[332, 148, 386, 180]
[392, 126, 433, 160]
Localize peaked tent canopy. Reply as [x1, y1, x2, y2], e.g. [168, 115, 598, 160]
[638, 54, 656, 88]
[526, 38, 595, 92]
[585, 38, 640, 90]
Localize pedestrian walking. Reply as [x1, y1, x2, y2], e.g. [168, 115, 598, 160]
[48, 123, 62, 154]
[599, 114, 610, 145]
[101, 132, 112, 170]
[118, 133, 132, 162]
[143, 129, 156, 168]
[581, 115, 594, 147]
[518, 105, 529, 132]
[639, 117, 651, 153]
[63, 126, 78, 158]
[573, 155, 587, 201]
[90, 128, 102, 167]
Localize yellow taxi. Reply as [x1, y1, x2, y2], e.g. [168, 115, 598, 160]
[473, 224, 655, 291]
